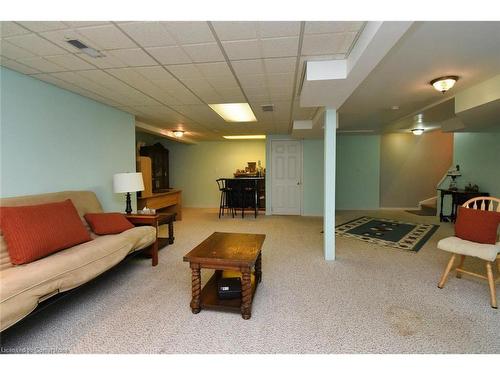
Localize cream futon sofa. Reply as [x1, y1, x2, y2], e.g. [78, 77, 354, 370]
[0, 191, 156, 332]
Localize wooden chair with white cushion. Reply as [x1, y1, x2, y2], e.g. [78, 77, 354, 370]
[437, 196, 500, 308]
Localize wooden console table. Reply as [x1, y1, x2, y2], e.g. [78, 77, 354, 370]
[137, 189, 182, 220]
[438, 189, 489, 222]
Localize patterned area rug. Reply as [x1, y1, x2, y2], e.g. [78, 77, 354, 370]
[336, 216, 439, 252]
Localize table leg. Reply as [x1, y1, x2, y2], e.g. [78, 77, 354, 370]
[255, 252, 262, 283]
[151, 240, 158, 266]
[190, 264, 201, 314]
[241, 267, 252, 319]
[168, 220, 175, 244]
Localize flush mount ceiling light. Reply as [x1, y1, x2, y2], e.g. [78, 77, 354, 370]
[430, 76, 459, 93]
[208, 103, 257, 122]
[172, 130, 184, 138]
[223, 135, 266, 140]
[411, 128, 425, 135]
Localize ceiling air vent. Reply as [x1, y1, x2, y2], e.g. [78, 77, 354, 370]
[66, 39, 104, 58]
[261, 104, 274, 112]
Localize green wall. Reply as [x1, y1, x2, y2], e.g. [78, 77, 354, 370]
[453, 132, 500, 198]
[336, 135, 381, 210]
[0, 67, 136, 211]
[303, 139, 324, 216]
[143, 136, 266, 208]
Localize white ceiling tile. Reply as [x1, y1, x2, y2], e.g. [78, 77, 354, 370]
[76, 25, 136, 50]
[118, 22, 177, 48]
[216, 88, 246, 101]
[0, 22, 31, 37]
[167, 64, 204, 80]
[106, 48, 157, 67]
[222, 39, 261, 60]
[162, 22, 215, 44]
[145, 46, 191, 65]
[302, 33, 349, 55]
[64, 21, 111, 28]
[231, 59, 265, 76]
[305, 21, 364, 34]
[39, 29, 97, 53]
[78, 70, 129, 89]
[181, 43, 224, 63]
[134, 66, 178, 83]
[238, 74, 267, 88]
[182, 79, 214, 92]
[78, 52, 127, 68]
[258, 22, 301, 38]
[17, 21, 69, 33]
[5, 34, 67, 56]
[195, 62, 232, 77]
[205, 75, 239, 89]
[212, 22, 258, 41]
[261, 36, 299, 58]
[0, 57, 41, 74]
[44, 54, 96, 71]
[264, 57, 296, 74]
[16, 57, 67, 73]
[267, 73, 295, 86]
[0, 40, 36, 59]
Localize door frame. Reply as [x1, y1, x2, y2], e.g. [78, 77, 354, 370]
[268, 139, 303, 215]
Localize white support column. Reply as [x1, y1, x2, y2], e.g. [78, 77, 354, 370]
[324, 109, 337, 260]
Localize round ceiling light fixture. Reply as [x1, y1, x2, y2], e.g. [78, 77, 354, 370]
[411, 128, 425, 136]
[430, 76, 459, 93]
[172, 130, 184, 138]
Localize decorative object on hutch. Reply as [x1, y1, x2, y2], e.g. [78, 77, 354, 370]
[112, 172, 145, 214]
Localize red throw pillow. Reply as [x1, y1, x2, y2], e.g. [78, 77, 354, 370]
[0, 199, 91, 265]
[84, 213, 134, 235]
[455, 206, 500, 244]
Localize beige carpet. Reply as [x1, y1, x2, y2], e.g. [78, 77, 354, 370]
[1, 208, 498, 354]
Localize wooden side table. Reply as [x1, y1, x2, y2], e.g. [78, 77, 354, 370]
[125, 213, 176, 266]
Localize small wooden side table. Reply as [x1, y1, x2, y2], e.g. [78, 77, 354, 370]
[125, 213, 176, 266]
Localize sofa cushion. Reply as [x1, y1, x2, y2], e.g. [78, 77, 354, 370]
[84, 213, 134, 235]
[455, 206, 500, 244]
[0, 199, 91, 265]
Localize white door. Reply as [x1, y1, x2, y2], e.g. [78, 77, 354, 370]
[271, 140, 302, 215]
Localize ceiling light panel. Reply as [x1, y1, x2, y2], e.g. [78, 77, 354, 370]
[209, 103, 257, 122]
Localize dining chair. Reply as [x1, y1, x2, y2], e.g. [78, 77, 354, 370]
[437, 196, 500, 308]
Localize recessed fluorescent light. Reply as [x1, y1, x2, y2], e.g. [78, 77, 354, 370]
[223, 135, 266, 140]
[209, 103, 257, 122]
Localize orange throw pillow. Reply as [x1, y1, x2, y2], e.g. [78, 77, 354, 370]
[84, 213, 134, 235]
[455, 206, 500, 244]
[0, 199, 91, 265]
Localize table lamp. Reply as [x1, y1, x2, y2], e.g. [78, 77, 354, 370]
[113, 172, 145, 214]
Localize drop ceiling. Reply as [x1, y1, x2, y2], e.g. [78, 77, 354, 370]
[0, 21, 365, 140]
[338, 21, 500, 133]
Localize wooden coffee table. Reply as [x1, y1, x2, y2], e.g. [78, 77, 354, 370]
[183, 232, 265, 320]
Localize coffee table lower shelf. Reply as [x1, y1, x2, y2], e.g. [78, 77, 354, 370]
[200, 271, 257, 313]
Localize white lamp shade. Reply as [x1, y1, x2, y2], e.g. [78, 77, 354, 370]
[113, 172, 144, 193]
